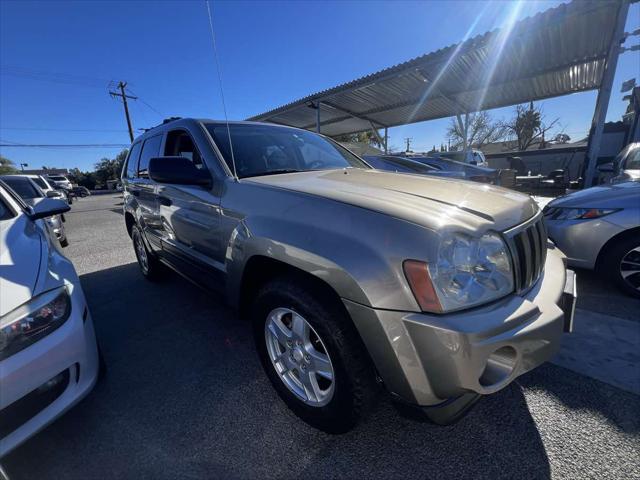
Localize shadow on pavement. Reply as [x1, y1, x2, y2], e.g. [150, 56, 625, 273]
[4, 263, 553, 479]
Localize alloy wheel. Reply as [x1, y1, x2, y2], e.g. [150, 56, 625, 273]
[620, 246, 640, 293]
[133, 230, 149, 274]
[264, 307, 335, 407]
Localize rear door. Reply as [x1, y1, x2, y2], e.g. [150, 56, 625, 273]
[156, 128, 225, 290]
[135, 134, 164, 249]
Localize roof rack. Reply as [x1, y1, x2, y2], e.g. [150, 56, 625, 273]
[141, 117, 183, 133]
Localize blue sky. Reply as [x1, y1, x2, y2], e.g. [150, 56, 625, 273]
[1, 0, 638, 171]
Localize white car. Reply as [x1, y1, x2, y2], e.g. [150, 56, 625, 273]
[0, 181, 99, 457]
[45, 174, 72, 191]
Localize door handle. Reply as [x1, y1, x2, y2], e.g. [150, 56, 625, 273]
[158, 195, 172, 206]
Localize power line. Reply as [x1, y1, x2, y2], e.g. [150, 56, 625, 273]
[0, 127, 129, 133]
[0, 142, 129, 148]
[0, 65, 116, 89]
[127, 89, 164, 118]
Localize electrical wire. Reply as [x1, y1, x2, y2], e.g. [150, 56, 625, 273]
[205, 0, 237, 180]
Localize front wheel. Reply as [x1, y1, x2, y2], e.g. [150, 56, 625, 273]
[601, 235, 640, 298]
[252, 276, 377, 433]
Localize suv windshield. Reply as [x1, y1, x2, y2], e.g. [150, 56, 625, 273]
[205, 123, 369, 178]
[48, 176, 67, 181]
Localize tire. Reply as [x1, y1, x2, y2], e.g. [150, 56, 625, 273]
[59, 237, 69, 248]
[601, 235, 640, 298]
[131, 224, 163, 281]
[252, 275, 377, 433]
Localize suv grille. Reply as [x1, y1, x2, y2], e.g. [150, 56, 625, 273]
[505, 215, 548, 293]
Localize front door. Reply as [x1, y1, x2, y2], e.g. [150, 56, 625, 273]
[157, 128, 225, 291]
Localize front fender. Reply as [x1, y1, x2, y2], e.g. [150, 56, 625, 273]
[224, 210, 434, 312]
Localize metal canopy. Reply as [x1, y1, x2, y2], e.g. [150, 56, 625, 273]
[247, 0, 622, 137]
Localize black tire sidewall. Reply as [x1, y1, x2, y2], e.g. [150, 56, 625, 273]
[603, 236, 640, 298]
[252, 278, 374, 433]
[131, 224, 161, 280]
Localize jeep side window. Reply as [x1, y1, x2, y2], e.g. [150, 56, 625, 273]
[125, 142, 142, 178]
[138, 135, 163, 178]
[164, 130, 204, 169]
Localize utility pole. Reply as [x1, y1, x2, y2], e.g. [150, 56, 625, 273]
[109, 81, 137, 142]
[404, 137, 412, 153]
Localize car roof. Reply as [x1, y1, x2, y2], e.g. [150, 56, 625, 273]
[131, 117, 310, 145]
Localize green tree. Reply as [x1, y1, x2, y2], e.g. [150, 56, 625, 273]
[68, 167, 97, 190]
[93, 149, 128, 186]
[0, 156, 18, 175]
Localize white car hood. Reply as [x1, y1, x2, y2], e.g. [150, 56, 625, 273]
[0, 215, 43, 316]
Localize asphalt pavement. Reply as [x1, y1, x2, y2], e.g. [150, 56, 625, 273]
[3, 194, 640, 480]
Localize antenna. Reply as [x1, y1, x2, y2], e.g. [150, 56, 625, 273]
[205, 0, 238, 180]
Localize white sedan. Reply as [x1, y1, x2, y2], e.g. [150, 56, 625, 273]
[0, 180, 99, 457]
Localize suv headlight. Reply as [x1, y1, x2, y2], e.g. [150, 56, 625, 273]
[404, 232, 513, 313]
[0, 287, 71, 360]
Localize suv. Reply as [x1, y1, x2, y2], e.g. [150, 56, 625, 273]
[45, 174, 72, 191]
[122, 118, 575, 432]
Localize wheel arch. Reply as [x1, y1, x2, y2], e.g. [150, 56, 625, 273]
[595, 226, 640, 270]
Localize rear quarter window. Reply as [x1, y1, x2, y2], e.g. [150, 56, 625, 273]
[138, 135, 163, 177]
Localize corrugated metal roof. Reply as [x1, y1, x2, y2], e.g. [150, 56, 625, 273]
[247, 0, 621, 137]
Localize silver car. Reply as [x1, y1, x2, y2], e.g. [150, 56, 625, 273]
[122, 118, 574, 432]
[599, 142, 640, 184]
[544, 181, 640, 297]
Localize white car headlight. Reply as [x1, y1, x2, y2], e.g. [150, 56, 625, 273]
[404, 232, 514, 313]
[0, 287, 71, 360]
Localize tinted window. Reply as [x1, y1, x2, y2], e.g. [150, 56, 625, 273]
[625, 148, 640, 170]
[125, 142, 142, 178]
[0, 197, 14, 220]
[32, 177, 47, 189]
[1, 177, 43, 199]
[165, 130, 204, 169]
[205, 123, 368, 178]
[138, 135, 163, 177]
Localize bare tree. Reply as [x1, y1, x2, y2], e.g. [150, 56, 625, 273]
[446, 111, 506, 150]
[503, 102, 559, 151]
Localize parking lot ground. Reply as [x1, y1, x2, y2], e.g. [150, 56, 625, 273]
[3, 194, 640, 479]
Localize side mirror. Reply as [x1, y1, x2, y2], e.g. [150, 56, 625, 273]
[28, 198, 70, 220]
[148, 157, 212, 187]
[46, 190, 63, 198]
[597, 163, 614, 173]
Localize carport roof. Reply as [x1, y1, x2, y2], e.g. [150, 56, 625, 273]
[247, 0, 623, 137]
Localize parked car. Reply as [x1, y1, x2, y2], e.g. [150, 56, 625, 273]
[0, 180, 99, 457]
[599, 142, 640, 184]
[431, 149, 488, 167]
[122, 118, 574, 432]
[544, 181, 640, 297]
[363, 155, 468, 181]
[22, 174, 67, 202]
[71, 186, 91, 197]
[0, 175, 69, 247]
[45, 174, 72, 191]
[409, 155, 500, 184]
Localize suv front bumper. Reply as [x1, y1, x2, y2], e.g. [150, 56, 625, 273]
[344, 246, 573, 408]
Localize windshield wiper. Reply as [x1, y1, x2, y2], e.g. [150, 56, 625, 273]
[244, 169, 304, 178]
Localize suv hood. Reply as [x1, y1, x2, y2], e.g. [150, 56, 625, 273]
[248, 168, 538, 232]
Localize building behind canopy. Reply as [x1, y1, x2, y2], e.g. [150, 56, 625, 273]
[248, 0, 637, 187]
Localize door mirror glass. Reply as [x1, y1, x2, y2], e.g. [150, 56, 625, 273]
[148, 157, 211, 186]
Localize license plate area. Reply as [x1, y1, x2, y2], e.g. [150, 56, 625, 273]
[561, 269, 577, 333]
